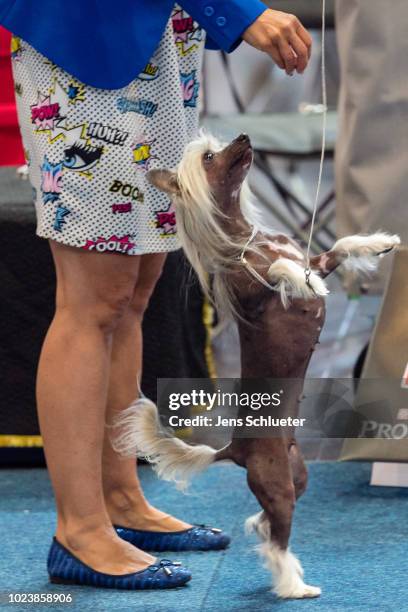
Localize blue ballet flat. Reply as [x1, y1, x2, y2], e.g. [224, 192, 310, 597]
[115, 524, 231, 552]
[47, 538, 191, 589]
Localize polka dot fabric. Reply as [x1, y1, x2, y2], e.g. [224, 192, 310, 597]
[11, 5, 205, 255]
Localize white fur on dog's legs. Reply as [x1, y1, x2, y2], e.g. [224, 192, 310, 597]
[332, 232, 401, 272]
[267, 258, 329, 309]
[245, 512, 321, 599]
[258, 543, 321, 599]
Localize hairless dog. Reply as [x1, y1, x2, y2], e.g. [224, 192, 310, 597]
[113, 133, 400, 599]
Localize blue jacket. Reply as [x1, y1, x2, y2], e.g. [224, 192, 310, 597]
[0, 0, 266, 89]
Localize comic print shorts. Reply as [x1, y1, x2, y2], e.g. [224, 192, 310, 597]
[11, 5, 205, 255]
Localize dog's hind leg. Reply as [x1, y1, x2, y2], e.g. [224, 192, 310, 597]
[245, 441, 320, 599]
[289, 441, 308, 500]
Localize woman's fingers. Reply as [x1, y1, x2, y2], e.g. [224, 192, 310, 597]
[287, 34, 309, 73]
[296, 24, 313, 59]
[267, 46, 285, 70]
[242, 9, 313, 74]
[277, 39, 298, 75]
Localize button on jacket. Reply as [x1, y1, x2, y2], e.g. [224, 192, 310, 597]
[0, 0, 266, 89]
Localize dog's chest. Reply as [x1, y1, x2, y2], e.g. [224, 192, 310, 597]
[238, 296, 326, 377]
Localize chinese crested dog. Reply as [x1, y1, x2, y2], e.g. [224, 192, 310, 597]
[112, 132, 400, 599]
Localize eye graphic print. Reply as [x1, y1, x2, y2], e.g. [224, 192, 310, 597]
[64, 141, 103, 172]
[203, 151, 214, 163]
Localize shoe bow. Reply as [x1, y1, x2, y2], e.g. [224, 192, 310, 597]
[148, 559, 182, 576]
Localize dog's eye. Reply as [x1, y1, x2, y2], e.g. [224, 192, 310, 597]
[204, 151, 214, 162]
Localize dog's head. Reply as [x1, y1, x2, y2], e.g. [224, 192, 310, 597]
[147, 131, 253, 212]
[147, 132, 257, 319]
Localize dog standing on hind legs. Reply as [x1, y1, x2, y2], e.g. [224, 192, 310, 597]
[112, 132, 400, 599]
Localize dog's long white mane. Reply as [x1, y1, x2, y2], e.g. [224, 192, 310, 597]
[174, 132, 265, 316]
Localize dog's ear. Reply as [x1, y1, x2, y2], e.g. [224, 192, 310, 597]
[147, 169, 181, 196]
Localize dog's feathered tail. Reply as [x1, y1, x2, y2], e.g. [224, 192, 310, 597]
[111, 398, 217, 491]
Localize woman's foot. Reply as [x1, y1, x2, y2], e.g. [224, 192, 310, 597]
[104, 486, 230, 552]
[105, 487, 192, 532]
[48, 537, 192, 589]
[56, 522, 157, 574]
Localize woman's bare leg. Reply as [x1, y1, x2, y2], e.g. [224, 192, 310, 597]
[103, 252, 191, 531]
[37, 240, 155, 574]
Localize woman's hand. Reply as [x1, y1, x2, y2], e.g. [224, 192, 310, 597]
[242, 9, 312, 75]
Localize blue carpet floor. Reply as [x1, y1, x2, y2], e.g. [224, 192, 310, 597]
[0, 462, 407, 612]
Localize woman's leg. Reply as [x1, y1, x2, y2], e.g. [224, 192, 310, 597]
[103, 252, 191, 531]
[37, 240, 155, 574]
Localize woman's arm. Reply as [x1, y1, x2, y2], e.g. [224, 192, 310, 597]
[181, 1, 312, 74]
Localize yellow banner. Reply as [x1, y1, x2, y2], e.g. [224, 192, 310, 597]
[0, 435, 43, 448]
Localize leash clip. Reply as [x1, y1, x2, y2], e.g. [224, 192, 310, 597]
[304, 266, 312, 287]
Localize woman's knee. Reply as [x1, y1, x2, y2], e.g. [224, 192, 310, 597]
[57, 286, 137, 335]
[50, 243, 141, 334]
[94, 291, 136, 334]
[127, 253, 166, 320]
[128, 285, 156, 320]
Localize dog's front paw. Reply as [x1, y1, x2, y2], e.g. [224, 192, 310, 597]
[375, 233, 401, 256]
[292, 554, 304, 578]
[377, 238, 401, 257]
[276, 583, 321, 599]
[295, 584, 321, 599]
